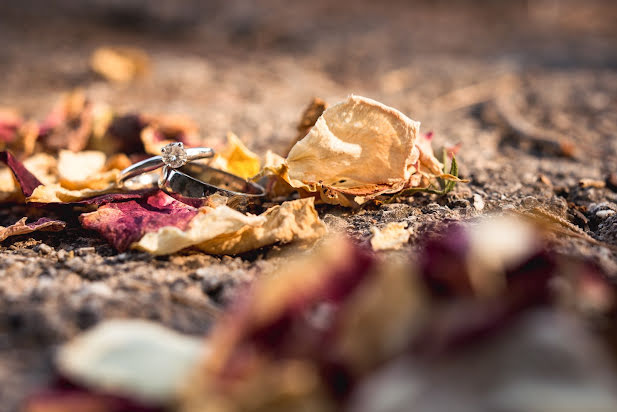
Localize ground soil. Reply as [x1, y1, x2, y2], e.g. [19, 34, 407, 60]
[1, 1, 617, 410]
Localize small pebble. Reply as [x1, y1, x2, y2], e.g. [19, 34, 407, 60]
[34, 243, 53, 255]
[56, 249, 68, 262]
[596, 210, 616, 219]
[75, 247, 95, 256]
[473, 194, 485, 211]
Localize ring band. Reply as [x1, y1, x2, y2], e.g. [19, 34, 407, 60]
[117, 143, 214, 185]
[159, 163, 266, 207]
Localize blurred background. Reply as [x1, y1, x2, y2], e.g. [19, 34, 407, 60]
[1, 0, 616, 154]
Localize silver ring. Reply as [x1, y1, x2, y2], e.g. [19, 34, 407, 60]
[159, 163, 266, 207]
[117, 142, 214, 186]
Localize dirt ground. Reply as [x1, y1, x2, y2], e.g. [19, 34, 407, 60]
[1, 0, 617, 410]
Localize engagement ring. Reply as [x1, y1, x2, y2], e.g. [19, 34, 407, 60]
[117, 142, 215, 185]
[118, 142, 265, 206]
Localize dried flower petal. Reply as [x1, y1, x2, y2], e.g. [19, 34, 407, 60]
[209, 133, 260, 179]
[285, 95, 423, 206]
[0, 108, 22, 145]
[56, 320, 204, 403]
[79, 191, 198, 251]
[90, 47, 150, 83]
[135, 198, 325, 255]
[370, 222, 412, 251]
[1, 153, 56, 203]
[39, 90, 93, 152]
[0, 217, 65, 242]
[181, 237, 375, 411]
[0, 151, 43, 197]
[57, 150, 119, 190]
[27, 184, 120, 204]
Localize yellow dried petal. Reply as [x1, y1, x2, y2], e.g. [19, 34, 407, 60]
[209, 133, 261, 179]
[90, 47, 150, 83]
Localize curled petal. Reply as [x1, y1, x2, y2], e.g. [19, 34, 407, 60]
[0, 217, 65, 242]
[135, 198, 325, 255]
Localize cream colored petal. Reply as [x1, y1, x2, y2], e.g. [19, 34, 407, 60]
[57, 150, 119, 190]
[370, 222, 412, 251]
[57, 320, 205, 404]
[0, 167, 19, 203]
[134, 198, 325, 255]
[23, 153, 58, 185]
[287, 95, 420, 190]
[27, 183, 118, 203]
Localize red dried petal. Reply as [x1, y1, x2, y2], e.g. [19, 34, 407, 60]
[0, 150, 43, 197]
[79, 191, 198, 251]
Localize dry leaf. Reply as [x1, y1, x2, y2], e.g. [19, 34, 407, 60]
[370, 222, 412, 251]
[0, 217, 65, 242]
[209, 132, 261, 179]
[135, 198, 325, 255]
[90, 46, 150, 83]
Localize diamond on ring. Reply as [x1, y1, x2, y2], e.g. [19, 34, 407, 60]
[161, 142, 188, 168]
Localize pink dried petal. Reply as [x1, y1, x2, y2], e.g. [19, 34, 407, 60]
[79, 191, 198, 251]
[0, 217, 66, 242]
[0, 150, 43, 196]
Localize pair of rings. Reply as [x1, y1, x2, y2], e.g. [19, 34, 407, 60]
[118, 142, 265, 207]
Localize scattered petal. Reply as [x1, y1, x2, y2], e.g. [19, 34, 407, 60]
[284, 97, 328, 156]
[40, 90, 93, 152]
[57, 150, 118, 190]
[209, 133, 260, 179]
[285, 95, 424, 206]
[79, 191, 198, 251]
[0, 151, 43, 197]
[27, 183, 120, 204]
[370, 222, 412, 251]
[0, 217, 65, 242]
[57, 320, 205, 403]
[135, 197, 325, 255]
[90, 46, 150, 83]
